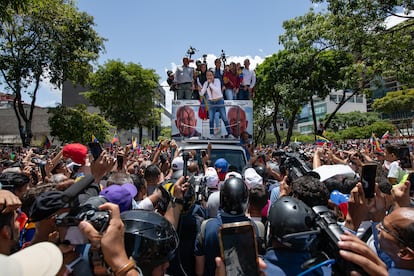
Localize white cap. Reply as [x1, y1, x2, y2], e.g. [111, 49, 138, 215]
[0, 242, 63, 276]
[244, 168, 263, 189]
[171, 156, 184, 171]
[205, 167, 219, 189]
[224, 171, 242, 181]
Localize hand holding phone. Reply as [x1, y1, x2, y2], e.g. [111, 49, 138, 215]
[88, 142, 103, 160]
[218, 221, 260, 276]
[361, 163, 377, 198]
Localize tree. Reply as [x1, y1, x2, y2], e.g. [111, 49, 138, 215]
[322, 111, 382, 131]
[48, 104, 112, 144]
[255, 44, 352, 146]
[279, 2, 414, 134]
[84, 60, 161, 144]
[0, 0, 104, 146]
[0, 0, 27, 24]
[372, 88, 414, 114]
[312, 0, 414, 85]
[372, 88, 414, 135]
[255, 50, 313, 146]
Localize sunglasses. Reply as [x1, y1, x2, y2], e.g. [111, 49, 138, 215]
[377, 220, 412, 249]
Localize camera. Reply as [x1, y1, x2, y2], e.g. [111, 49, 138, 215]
[55, 196, 110, 233]
[178, 174, 208, 212]
[310, 205, 364, 275]
[279, 152, 314, 183]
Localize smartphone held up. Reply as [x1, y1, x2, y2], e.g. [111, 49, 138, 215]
[361, 163, 377, 198]
[218, 221, 260, 276]
[88, 142, 103, 160]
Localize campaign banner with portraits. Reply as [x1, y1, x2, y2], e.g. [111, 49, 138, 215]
[171, 100, 253, 140]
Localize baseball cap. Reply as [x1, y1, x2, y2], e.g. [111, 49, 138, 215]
[214, 158, 228, 173]
[0, 242, 62, 276]
[205, 167, 219, 189]
[99, 183, 137, 212]
[244, 168, 263, 189]
[171, 156, 184, 171]
[224, 171, 242, 181]
[63, 143, 88, 165]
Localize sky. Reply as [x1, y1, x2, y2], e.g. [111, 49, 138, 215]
[29, 0, 324, 108]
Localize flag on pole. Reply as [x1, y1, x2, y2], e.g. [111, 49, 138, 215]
[112, 132, 119, 145]
[137, 144, 141, 154]
[92, 134, 98, 143]
[315, 135, 331, 146]
[381, 131, 390, 140]
[132, 136, 137, 149]
[371, 133, 383, 152]
[43, 135, 51, 149]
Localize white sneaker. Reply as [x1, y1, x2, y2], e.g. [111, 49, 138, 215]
[208, 134, 216, 139]
[226, 134, 235, 139]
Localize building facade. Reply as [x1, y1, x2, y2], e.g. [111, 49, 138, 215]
[297, 90, 367, 134]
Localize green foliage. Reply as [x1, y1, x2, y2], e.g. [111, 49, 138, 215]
[322, 111, 381, 130]
[85, 60, 161, 131]
[372, 89, 414, 114]
[160, 127, 171, 140]
[0, 0, 27, 24]
[0, 0, 104, 146]
[331, 120, 395, 140]
[310, 0, 414, 86]
[48, 104, 112, 144]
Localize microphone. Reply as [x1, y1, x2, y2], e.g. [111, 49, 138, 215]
[61, 174, 95, 203]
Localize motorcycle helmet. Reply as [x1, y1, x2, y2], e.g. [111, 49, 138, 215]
[219, 177, 248, 215]
[121, 210, 179, 275]
[254, 164, 268, 180]
[268, 196, 318, 250]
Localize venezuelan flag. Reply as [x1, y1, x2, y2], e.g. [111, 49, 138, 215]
[43, 135, 51, 149]
[316, 135, 330, 146]
[92, 134, 98, 143]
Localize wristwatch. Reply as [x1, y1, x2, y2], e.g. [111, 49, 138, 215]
[171, 197, 184, 208]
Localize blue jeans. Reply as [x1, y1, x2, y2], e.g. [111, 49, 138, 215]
[224, 89, 235, 100]
[237, 87, 249, 100]
[208, 99, 231, 135]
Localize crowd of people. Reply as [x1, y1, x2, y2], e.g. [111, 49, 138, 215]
[169, 57, 256, 101]
[0, 137, 413, 275]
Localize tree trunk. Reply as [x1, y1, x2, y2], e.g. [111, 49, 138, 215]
[285, 109, 299, 146]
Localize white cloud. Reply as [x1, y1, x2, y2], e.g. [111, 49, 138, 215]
[385, 11, 414, 29]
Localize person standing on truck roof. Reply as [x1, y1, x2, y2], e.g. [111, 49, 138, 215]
[199, 70, 234, 139]
[174, 57, 194, 100]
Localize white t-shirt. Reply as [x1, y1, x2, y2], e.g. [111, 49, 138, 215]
[387, 160, 406, 183]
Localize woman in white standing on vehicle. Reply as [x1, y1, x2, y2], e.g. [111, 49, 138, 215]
[199, 70, 234, 139]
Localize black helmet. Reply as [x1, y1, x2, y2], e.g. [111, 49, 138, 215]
[268, 196, 317, 250]
[220, 177, 248, 215]
[253, 165, 267, 180]
[121, 210, 179, 274]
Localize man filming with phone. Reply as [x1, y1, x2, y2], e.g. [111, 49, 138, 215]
[194, 176, 262, 276]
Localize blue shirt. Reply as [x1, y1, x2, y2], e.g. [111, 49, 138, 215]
[263, 248, 327, 276]
[194, 212, 252, 276]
